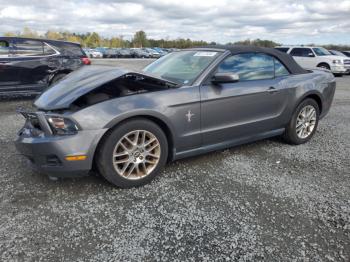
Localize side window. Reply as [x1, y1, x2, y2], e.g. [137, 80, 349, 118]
[290, 48, 313, 57]
[217, 53, 274, 81]
[60, 44, 84, 56]
[14, 40, 44, 57]
[43, 43, 57, 55]
[274, 59, 289, 77]
[0, 40, 10, 58]
[303, 48, 314, 57]
[290, 48, 302, 56]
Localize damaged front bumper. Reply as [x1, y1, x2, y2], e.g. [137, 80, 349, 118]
[15, 110, 107, 177]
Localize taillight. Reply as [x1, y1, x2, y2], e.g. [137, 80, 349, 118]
[81, 57, 91, 65]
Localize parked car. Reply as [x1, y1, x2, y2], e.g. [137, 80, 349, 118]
[328, 50, 350, 74]
[341, 51, 350, 57]
[131, 48, 151, 58]
[15, 46, 336, 188]
[118, 48, 133, 58]
[0, 37, 90, 95]
[95, 47, 109, 58]
[82, 48, 102, 58]
[143, 48, 161, 58]
[167, 48, 180, 52]
[152, 47, 168, 56]
[275, 46, 350, 75]
[329, 50, 347, 57]
[104, 48, 119, 58]
[89, 49, 103, 58]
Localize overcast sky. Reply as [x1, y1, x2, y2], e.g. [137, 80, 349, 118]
[0, 0, 349, 44]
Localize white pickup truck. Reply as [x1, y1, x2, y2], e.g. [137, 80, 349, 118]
[275, 46, 350, 75]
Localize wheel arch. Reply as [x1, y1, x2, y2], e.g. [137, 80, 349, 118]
[95, 113, 176, 164]
[316, 62, 330, 69]
[297, 91, 323, 114]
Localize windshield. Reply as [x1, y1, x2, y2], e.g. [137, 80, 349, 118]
[143, 50, 221, 85]
[313, 47, 331, 56]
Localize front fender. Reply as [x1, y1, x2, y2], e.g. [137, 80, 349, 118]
[70, 94, 173, 129]
[104, 109, 176, 130]
[70, 86, 201, 156]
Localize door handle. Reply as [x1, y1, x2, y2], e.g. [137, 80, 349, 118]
[267, 86, 278, 94]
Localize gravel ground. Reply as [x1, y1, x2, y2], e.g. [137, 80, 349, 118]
[0, 60, 349, 261]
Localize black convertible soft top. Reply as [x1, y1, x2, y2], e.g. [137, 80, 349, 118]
[198, 45, 308, 75]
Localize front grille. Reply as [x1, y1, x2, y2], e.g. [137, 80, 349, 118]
[344, 59, 350, 64]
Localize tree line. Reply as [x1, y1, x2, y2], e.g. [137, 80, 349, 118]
[3, 27, 210, 48]
[3, 27, 350, 50]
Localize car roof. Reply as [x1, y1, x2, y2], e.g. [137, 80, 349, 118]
[0, 36, 81, 46]
[189, 45, 308, 75]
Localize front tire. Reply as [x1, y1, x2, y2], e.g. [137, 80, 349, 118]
[317, 63, 330, 70]
[96, 119, 168, 188]
[283, 99, 320, 145]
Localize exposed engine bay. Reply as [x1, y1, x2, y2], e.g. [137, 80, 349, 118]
[33, 66, 180, 111]
[71, 73, 177, 109]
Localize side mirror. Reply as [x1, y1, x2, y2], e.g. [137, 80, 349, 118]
[212, 72, 239, 84]
[308, 52, 315, 57]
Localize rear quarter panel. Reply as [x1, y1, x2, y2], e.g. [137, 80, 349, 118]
[281, 70, 335, 124]
[51, 42, 85, 73]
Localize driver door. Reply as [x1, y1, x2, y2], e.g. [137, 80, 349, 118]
[200, 53, 290, 147]
[300, 48, 316, 68]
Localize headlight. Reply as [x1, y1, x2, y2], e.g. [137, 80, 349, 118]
[332, 59, 343, 64]
[46, 116, 79, 135]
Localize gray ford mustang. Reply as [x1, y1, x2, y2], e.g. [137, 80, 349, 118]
[15, 46, 336, 188]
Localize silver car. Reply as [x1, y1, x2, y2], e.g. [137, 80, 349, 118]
[15, 46, 336, 188]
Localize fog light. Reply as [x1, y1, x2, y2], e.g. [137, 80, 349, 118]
[65, 155, 87, 161]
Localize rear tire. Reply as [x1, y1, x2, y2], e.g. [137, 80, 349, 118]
[283, 99, 320, 145]
[96, 119, 168, 188]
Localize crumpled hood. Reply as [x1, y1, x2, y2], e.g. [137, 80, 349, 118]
[34, 65, 176, 110]
[35, 66, 128, 110]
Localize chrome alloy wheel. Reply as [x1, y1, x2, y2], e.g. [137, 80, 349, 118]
[296, 105, 317, 139]
[112, 130, 161, 180]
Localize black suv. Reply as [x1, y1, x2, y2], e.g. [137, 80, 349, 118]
[0, 37, 90, 95]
